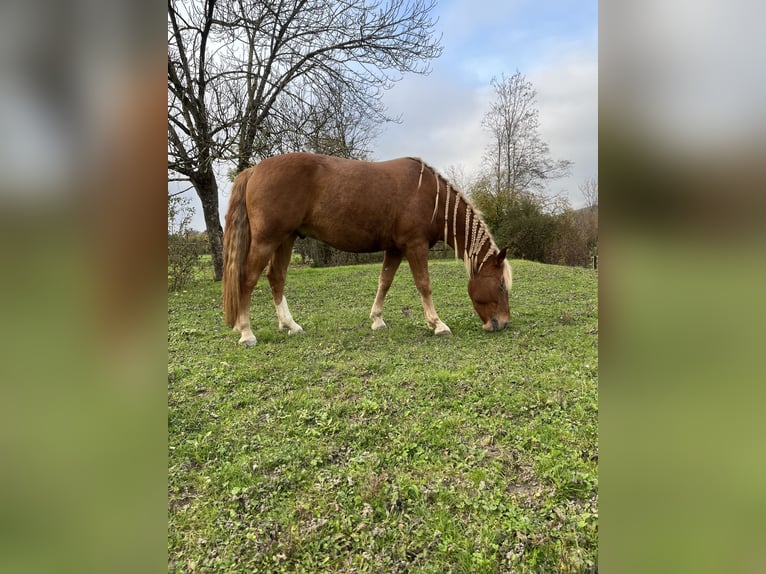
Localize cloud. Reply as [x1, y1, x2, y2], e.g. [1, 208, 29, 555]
[373, 69, 491, 174]
[374, 0, 597, 206]
[530, 48, 599, 205]
[375, 41, 597, 207]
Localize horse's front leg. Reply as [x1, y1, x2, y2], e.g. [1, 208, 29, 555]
[370, 249, 404, 330]
[405, 247, 452, 336]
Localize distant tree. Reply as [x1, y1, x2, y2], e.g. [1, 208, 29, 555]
[472, 71, 572, 262]
[580, 206, 598, 263]
[444, 164, 471, 194]
[546, 208, 588, 267]
[481, 72, 572, 199]
[470, 174, 552, 262]
[168, 0, 442, 280]
[168, 195, 205, 290]
[580, 176, 598, 209]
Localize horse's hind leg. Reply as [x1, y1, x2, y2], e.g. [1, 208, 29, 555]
[234, 242, 275, 346]
[267, 236, 303, 335]
[405, 245, 452, 336]
[370, 249, 403, 330]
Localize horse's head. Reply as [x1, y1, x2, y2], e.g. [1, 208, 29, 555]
[467, 247, 512, 332]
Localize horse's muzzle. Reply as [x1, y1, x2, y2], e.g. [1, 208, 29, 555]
[484, 317, 508, 332]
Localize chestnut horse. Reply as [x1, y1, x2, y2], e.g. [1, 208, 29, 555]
[222, 152, 512, 345]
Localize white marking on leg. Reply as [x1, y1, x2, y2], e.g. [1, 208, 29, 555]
[370, 301, 387, 330]
[371, 259, 402, 331]
[419, 292, 452, 336]
[275, 296, 304, 334]
[235, 310, 257, 345]
[370, 288, 388, 330]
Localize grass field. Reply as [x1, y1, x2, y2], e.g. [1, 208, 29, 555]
[168, 259, 598, 573]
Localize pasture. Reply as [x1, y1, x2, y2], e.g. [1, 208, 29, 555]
[168, 259, 598, 572]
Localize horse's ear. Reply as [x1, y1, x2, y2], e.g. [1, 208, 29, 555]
[496, 247, 508, 265]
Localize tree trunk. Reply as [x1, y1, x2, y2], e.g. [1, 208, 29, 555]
[193, 170, 224, 281]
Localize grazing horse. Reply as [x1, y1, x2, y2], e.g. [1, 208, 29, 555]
[222, 152, 512, 346]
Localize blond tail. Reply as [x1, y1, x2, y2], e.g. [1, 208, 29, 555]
[222, 168, 253, 327]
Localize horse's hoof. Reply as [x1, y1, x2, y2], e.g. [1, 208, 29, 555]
[239, 337, 257, 346]
[288, 326, 304, 335]
[371, 319, 387, 330]
[434, 324, 452, 336]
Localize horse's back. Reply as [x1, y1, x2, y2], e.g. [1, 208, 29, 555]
[253, 152, 416, 200]
[247, 153, 426, 252]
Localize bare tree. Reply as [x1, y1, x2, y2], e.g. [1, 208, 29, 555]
[580, 176, 598, 209]
[264, 77, 379, 159]
[481, 71, 572, 199]
[471, 71, 572, 259]
[444, 164, 472, 194]
[291, 80, 378, 266]
[168, 0, 442, 280]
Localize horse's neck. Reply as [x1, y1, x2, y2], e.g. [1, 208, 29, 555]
[434, 180, 494, 276]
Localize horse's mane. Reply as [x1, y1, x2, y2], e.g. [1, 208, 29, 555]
[407, 157, 501, 278]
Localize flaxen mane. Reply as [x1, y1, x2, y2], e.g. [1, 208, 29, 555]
[409, 157, 513, 288]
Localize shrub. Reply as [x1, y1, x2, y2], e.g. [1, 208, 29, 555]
[168, 196, 204, 290]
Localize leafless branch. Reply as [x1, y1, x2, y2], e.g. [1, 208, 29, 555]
[169, 185, 195, 197]
[481, 72, 571, 197]
[167, 0, 442, 277]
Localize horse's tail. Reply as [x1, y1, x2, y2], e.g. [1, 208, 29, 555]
[222, 168, 253, 327]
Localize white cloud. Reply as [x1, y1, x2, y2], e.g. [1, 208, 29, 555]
[372, 69, 491, 177]
[375, 44, 598, 207]
[531, 49, 598, 206]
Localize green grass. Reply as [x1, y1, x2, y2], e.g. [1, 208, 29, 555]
[168, 259, 598, 573]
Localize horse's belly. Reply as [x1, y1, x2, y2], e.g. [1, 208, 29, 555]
[299, 225, 389, 253]
[299, 208, 396, 253]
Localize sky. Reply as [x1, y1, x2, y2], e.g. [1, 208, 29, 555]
[177, 0, 598, 231]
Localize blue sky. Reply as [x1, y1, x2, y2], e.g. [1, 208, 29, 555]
[373, 0, 598, 202]
[178, 0, 598, 231]
[436, 0, 597, 81]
